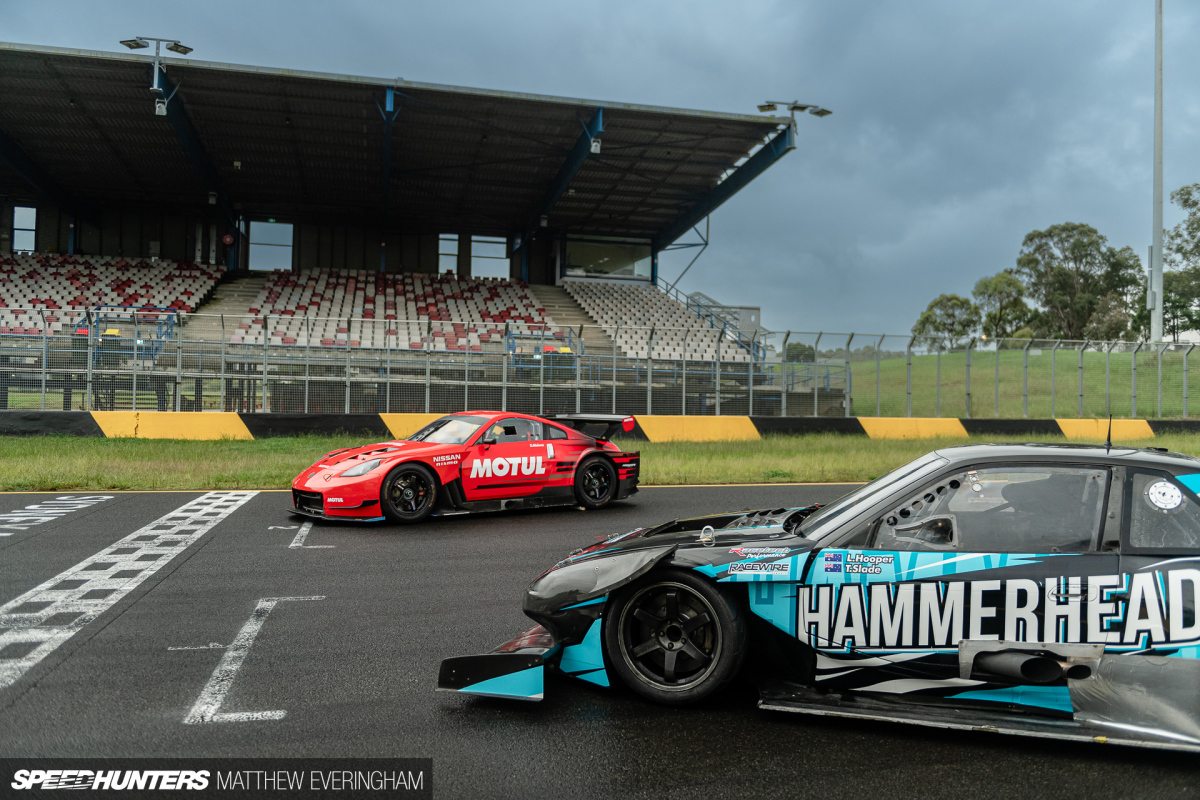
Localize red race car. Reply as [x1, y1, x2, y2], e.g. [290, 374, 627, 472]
[290, 412, 640, 524]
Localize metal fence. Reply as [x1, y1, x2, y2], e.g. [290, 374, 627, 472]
[2, 309, 1198, 418]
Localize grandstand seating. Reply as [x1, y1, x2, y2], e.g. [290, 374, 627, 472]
[563, 280, 751, 362]
[230, 269, 557, 350]
[0, 253, 220, 336]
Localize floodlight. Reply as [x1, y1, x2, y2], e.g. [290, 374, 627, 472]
[120, 38, 149, 50]
[808, 107, 833, 117]
[166, 42, 193, 55]
[757, 102, 777, 112]
[787, 103, 814, 113]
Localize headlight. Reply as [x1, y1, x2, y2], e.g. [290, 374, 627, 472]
[341, 458, 383, 477]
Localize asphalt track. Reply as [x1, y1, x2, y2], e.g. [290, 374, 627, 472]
[1, 485, 1198, 799]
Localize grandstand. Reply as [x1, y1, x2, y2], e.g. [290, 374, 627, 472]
[564, 280, 752, 361]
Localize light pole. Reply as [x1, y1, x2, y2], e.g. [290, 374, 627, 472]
[757, 101, 832, 129]
[119, 37, 194, 115]
[1150, 0, 1164, 342]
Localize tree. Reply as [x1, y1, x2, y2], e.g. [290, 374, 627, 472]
[971, 270, 1030, 338]
[1163, 268, 1200, 342]
[1015, 223, 1143, 339]
[1083, 293, 1132, 341]
[911, 294, 980, 349]
[785, 342, 816, 363]
[1167, 183, 1200, 270]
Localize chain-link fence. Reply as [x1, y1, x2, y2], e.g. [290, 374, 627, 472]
[3, 310, 1198, 418]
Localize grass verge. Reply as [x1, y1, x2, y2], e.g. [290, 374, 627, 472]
[4, 432, 1199, 492]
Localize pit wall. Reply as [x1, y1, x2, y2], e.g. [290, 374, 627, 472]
[0, 412, 1191, 442]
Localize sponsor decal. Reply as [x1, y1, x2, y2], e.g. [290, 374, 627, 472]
[469, 456, 547, 479]
[322, 474, 332, 482]
[328, 498, 344, 503]
[729, 561, 789, 574]
[729, 547, 790, 559]
[795, 568, 1200, 651]
[432, 454, 462, 465]
[824, 552, 843, 562]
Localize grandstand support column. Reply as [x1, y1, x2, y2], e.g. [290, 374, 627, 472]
[651, 250, 659, 287]
[457, 234, 472, 278]
[376, 87, 403, 273]
[68, 217, 75, 256]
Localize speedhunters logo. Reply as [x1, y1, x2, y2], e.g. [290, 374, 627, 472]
[11, 769, 209, 790]
[3, 759, 432, 796]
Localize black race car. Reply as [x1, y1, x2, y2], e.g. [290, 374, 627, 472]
[439, 443, 1200, 752]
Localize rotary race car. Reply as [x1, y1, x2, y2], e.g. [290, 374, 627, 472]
[440, 442, 1200, 752]
[291, 412, 639, 523]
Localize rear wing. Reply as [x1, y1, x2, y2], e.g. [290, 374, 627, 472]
[546, 414, 636, 442]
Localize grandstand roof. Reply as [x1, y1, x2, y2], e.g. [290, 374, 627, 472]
[0, 41, 791, 244]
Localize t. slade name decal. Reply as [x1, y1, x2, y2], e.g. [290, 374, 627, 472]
[797, 570, 1200, 650]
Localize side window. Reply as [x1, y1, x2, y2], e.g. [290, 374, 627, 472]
[488, 419, 541, 443]
[871, 465, 1107, 553]
[1128, 470, 1200, 550]
[545, 424, 568, 440]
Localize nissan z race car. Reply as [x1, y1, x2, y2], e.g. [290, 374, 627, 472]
[291, 412, 639, 523]
[440, 442, 1200, 752]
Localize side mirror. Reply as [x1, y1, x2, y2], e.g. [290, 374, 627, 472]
[482, 436, 496, 446]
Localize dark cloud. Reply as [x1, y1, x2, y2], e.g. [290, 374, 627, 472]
[7, 0, 1199, 334]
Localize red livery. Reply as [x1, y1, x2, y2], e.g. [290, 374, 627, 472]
[290, 412, 640, 523]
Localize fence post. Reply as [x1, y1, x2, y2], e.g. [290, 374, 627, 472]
[1050, 340, 1061, 418]
[715, 353, 722, 416]
[1132, 342, 1142, 418]
[935, 341, 942, 418]
[647, 326, 656, 415]
[1158, 343, 1166, 419]
[612, 322, 619, 414]
[132, 321, 138, 412]
[1078, 340, 1088, 418]
[906, 335, 914, 417]
[814, 332, 823, 418]
[965, 337, 975, 419]
[748, 330, 757, 417]
[85, 309, 94, 411]
[264, 314, 272, 414]
[538, 324, 546, 414]
[683, 329, 692, 415]
[303, 317, 311, 413]
[424, 345, 432, 414]
[875, 333, 884, 417]
[39, 310, 47, 410]
[843, 333, 854, 418]
[575, 324, 583, 413]
[1105, 341, 1114, 418]
[1022, 339, 1032, 418]
[384, 329, 391, 414]
[175, 312, 183, 412]
[1185, 344, 1196, 419]
[994, 338, 1003, 417]
[219, 315, 226, 412]
[502, 322, 509, 412]
[779, 331, 790, 418]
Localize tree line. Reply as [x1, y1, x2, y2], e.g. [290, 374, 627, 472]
[912, 182, 1200, 347]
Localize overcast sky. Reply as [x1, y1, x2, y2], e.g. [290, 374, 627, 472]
[6, 1, 1199, 335]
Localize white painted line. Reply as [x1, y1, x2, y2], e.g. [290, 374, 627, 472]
[288, 521, 333, 549]
[168, 643, 228, 651]
[0, 491, 258, 691]
[0, 495, 113, 533]
[182, 596, 324, 724]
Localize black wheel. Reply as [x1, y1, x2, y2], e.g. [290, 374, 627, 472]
[603, 568, 746, 705]
[574, 455, 617, 509]
[379, 463, 437, 524]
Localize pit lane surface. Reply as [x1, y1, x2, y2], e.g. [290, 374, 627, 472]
[1, 486, 1197, 799]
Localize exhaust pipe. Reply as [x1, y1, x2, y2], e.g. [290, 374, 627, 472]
[973, 651, 1064, 684]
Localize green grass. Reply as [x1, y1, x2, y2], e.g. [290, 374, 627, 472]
[848, 348, 1200, 419]
[4, 432, 1200, 492]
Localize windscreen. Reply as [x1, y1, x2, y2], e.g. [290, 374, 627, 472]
[799, 452, 949, 540]
[407, 415, 487, 445]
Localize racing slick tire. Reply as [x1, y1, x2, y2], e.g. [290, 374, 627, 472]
[573, 455, 617, 509]
[604, 568, 746, 705]
[380, 463, 438, 524]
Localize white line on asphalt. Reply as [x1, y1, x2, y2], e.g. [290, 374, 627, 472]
[288, 521, 333, 549]
[182, 596, 324, 724]
[0, 495, 114, 533]
[0, 491, 258, 691]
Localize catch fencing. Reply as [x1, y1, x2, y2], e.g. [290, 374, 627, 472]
[2, 309, 1197, 419]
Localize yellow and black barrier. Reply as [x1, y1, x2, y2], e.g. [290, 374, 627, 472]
[0, 411, 1184, 441]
